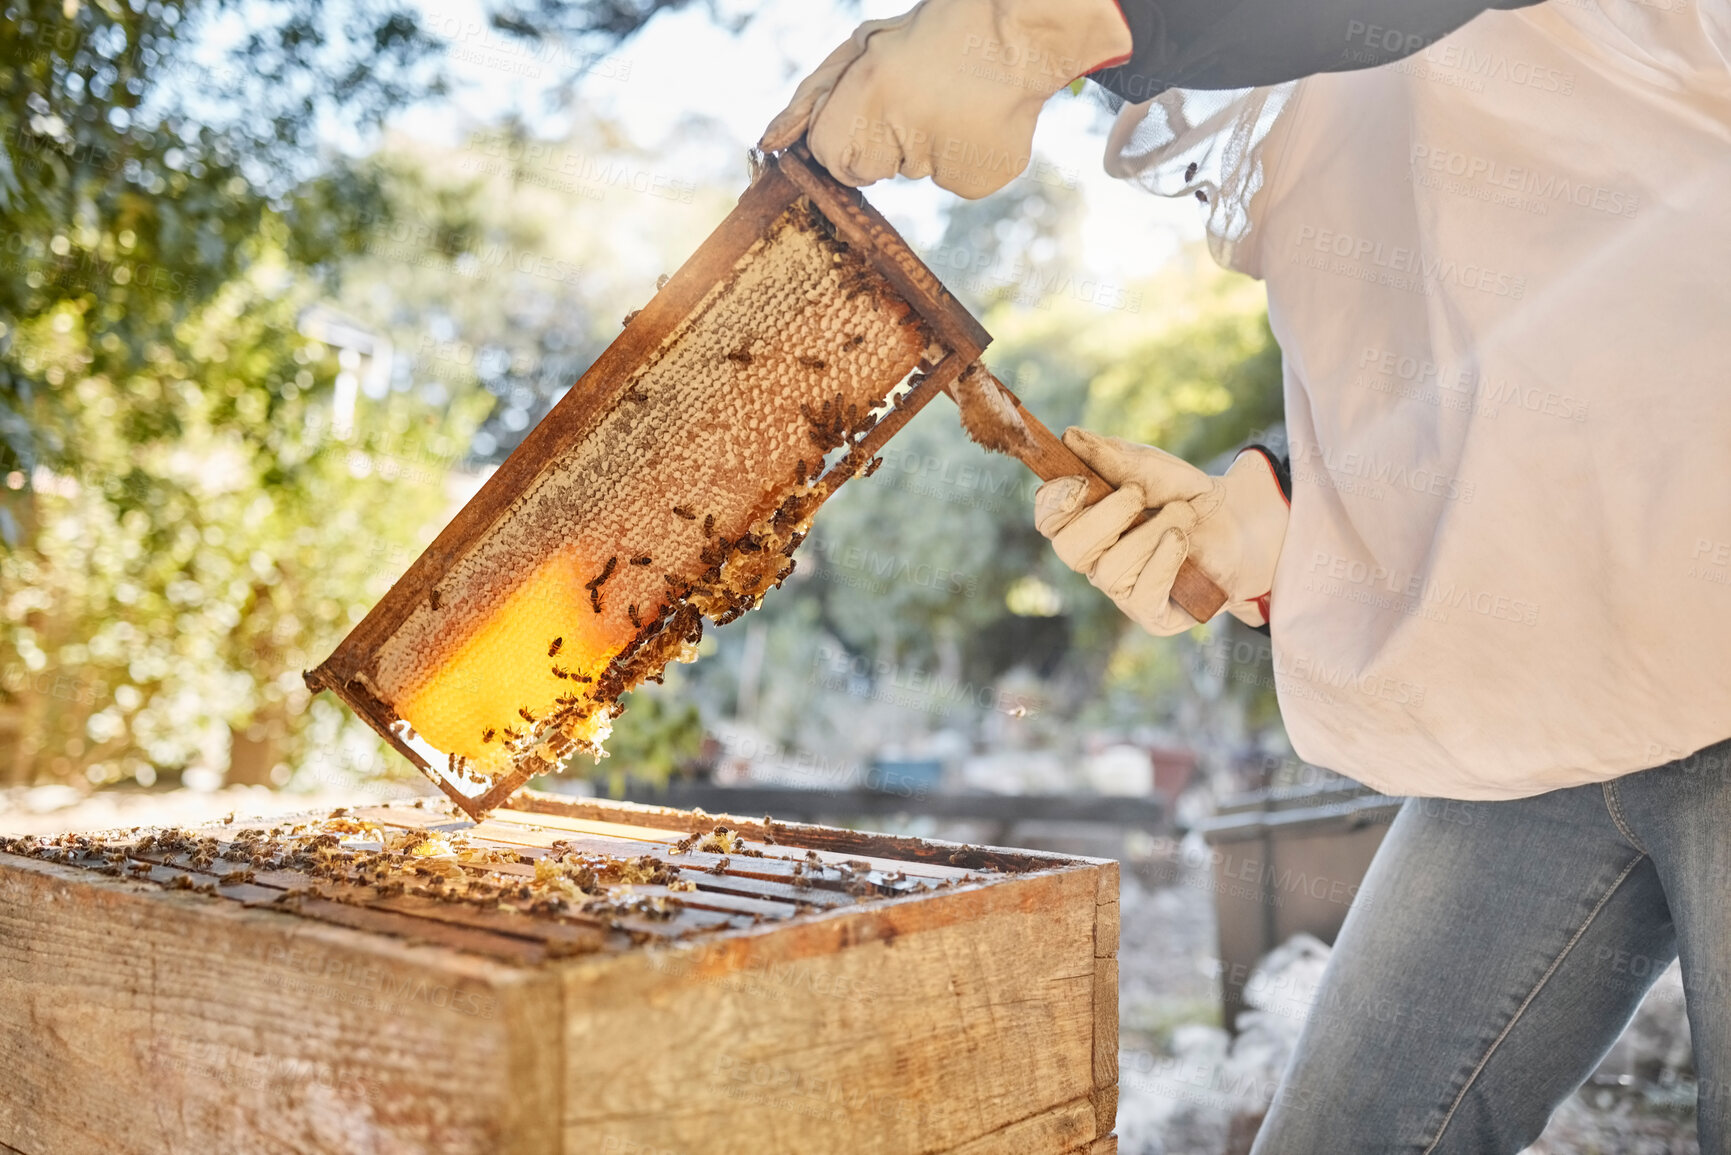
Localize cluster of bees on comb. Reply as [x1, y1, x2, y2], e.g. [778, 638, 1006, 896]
[0, 808, 712, 933]
[0, 809, 985, 942]
[359, 197, 932, 799]
[446, 387, 902, 790]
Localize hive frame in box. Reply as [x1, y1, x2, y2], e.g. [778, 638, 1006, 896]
[305, 148, 993, 818]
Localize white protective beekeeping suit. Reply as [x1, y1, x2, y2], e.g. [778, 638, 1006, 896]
[1108, 0, 1731, 798]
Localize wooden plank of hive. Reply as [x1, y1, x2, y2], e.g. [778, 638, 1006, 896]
[0, 797, 1118, 1154]
[0, 851, 564, 1154]
[943, 1097, 1099, 1154]
[1094, 861, 1122, 1141]
[506, 790, 1080, 874]
[556, 865, 1110, 1154]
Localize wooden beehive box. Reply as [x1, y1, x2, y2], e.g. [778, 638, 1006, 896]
[0, 792, 1118, 1154]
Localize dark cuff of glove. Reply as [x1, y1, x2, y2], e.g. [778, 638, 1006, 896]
[1240, 442, 1288, 637]
[1239, 443, 1291, 503]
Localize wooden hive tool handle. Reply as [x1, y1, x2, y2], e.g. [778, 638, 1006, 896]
[943, 361, 1231, 623]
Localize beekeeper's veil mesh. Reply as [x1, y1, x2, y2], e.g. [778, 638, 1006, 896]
[1105, 84, 1297, 277]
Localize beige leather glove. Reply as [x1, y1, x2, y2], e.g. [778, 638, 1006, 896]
[1035, 429, 1290, 635]
[759, 0, 1131, 199]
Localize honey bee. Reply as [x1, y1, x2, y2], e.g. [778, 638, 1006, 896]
[630, 555, 652, 566]
[481, 727, 497, 743]
[862, 456, 883, 478]
[723, 348, 752, 366]
[572, 672, 593, 683]
[625, 386, 649, 403]
[517, 706, 538, 724]
[627, 605, 641, 628]
[1195, 189, 1208, 204]
[702, 514, 715, 537]
[548, 637, 564, 657]
[552, 665, 572, 679]
[429, 589, 441, 610]
[671, 506, 697, 521]
[797, 355, 827, 371]
[1185, 161, 1199, 183]
[502, 725, 522, 742]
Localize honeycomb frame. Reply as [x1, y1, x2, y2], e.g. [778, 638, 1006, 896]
[306, 149, 993, 818]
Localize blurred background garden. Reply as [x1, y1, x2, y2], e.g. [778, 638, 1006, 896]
[0, 0, 1291, 808]
[0, 1, 1695, 1150]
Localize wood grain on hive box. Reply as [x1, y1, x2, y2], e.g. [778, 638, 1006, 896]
[0, 792, 1118, 1154]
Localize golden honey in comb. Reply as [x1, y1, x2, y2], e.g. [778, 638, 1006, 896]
[394, 549, 635, 767]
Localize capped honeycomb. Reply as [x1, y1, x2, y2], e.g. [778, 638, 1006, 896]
[360, 199, 930, 797]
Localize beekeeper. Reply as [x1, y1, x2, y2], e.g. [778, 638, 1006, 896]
[763, 0, 1731, 1150]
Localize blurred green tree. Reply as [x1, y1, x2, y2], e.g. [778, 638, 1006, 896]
[0, 0, 697, 788]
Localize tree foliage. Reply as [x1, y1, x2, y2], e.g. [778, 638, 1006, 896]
[0, 0, 682, 786]
[0, 0, 445, 475]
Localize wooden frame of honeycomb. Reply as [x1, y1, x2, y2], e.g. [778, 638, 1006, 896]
[305, 149, 996, 818]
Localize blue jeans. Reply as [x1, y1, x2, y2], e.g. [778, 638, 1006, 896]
[1251, 739, 1731, 1153]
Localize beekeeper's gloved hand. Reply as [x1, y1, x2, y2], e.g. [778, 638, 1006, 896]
[1035, 429, 1290, 635]
[759, 0, 1131, 199]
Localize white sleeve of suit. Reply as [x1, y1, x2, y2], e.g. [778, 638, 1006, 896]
[1186, 0, 1731, 799]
